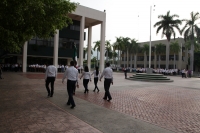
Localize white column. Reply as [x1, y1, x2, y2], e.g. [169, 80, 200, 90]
[87, 26, 92, 71]
[53, 30, 59, 67]
[79, 16, 85, 66]
[22, 41, 28, 72]
[100, 21, 106, 72]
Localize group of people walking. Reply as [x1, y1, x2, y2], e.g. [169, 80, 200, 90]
[45, 61, 113, 109]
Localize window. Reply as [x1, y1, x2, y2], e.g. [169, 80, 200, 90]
[137, 56, 144, 61]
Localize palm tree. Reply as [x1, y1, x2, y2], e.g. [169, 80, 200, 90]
[105, 40, 112, 62]
[155, 43, 165, 69]
[129, 39, 138, 69]
[84, 45, 93, 60]
[142, 44, 149, 68]
[122, 37, 130, 67]
[170, 41, 181, 69]
[181, 12, 200, 71]
[115, 37, 123, 69]
[91, 56, 97, 68]
[93, 40, 100, 66]
[112, 42, 117, 65]
[154, 11, 182, 69]
[185, 37, 200, 52]
[131, 40, 140, 68]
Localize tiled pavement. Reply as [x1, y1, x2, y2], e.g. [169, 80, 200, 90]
[1, 72, 200, 133]
[0, 73, 101, 133]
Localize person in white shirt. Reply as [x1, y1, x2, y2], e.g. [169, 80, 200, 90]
[62, 61, 79, 109]
[65, 65, 68, 71]
[45, 63, 57, 97]
[80, 66, 91, 93]
[181, 69, 185, 78]
[61, 65, 64, 72]
[100, 62, 113, 102]
[91, 66, 100, 92]
[78, 66, 81, 73]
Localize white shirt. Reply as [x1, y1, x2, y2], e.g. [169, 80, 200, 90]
[45, 65, 57, 79]
[91, 70, 100, 78]
[62, 66, 78, 82]
[100, 67, 113, 81]
[80, 72, 91, 79]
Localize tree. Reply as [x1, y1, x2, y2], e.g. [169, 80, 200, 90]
[115, 37, 123, 69]
[142, 44, 149, 68]
[93, 40, 100, 66]
[121, 37, 130, 67]
[181, 12, 200, 71]
[0, 0, 77, 53]
[83, 45, 93, 60]
[131, 39, 140, 68]
[112, 42, 118, 65]
[170, 41, 181, 69]
[185, 37, 200, 52]
[128, 39, 137, 69]
[155, 43, 165, 69]
[154, 11, 182, 69]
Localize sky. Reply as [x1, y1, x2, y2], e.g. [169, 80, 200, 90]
[72, 0, 200, 49]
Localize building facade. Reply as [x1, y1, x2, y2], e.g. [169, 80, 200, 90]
[121, 38, 188, 70]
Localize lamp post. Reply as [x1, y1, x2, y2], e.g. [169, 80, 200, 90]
[149, 6, 152, 68]
[149, 5, 155, 68]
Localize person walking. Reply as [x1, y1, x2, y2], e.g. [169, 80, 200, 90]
[124, 67, 127, 79]
[80, 66, 91, 93]
[100, 62, 113, 102]
[91, 66, 100, 92]
[45, 62, 57, 97]
[62, 61, 79, 109]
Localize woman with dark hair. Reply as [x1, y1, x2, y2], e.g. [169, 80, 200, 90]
[80, 66, 91, 93]
[91, 66, 100, 92]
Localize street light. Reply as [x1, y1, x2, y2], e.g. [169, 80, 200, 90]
[149, 5, 155, 68]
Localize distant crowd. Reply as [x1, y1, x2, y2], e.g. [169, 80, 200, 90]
[0, 63, 22, 72]
[121, 67, 193, 78]
[0, 63, 86, 73]
[0, 63, 193, 78]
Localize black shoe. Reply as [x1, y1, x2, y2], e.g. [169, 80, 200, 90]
[66, 103, 70, 106]
[50, 95, 53, 97]
[70, 105, 76, 109]
[47, 94, 50, 97]
[103, 98, 107, 100]
[97, 90, 99, 93]
[84, 91, 86, 93]
[107, 98, 112, 102]
[86, 89, 89, 93]
[93, 90, 95, 92]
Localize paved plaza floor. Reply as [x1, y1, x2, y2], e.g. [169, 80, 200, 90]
[1, 72, 200, 133]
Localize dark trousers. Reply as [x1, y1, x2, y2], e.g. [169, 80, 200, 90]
[103, 78, 112, 100]
[94, 78, 99, 91]
[45, 77, 55, 96]
[124, 72, 127, 78]
[182, 73, 186, 78]
[67, 80, 76, 106]
[83, 79, 89, 92]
